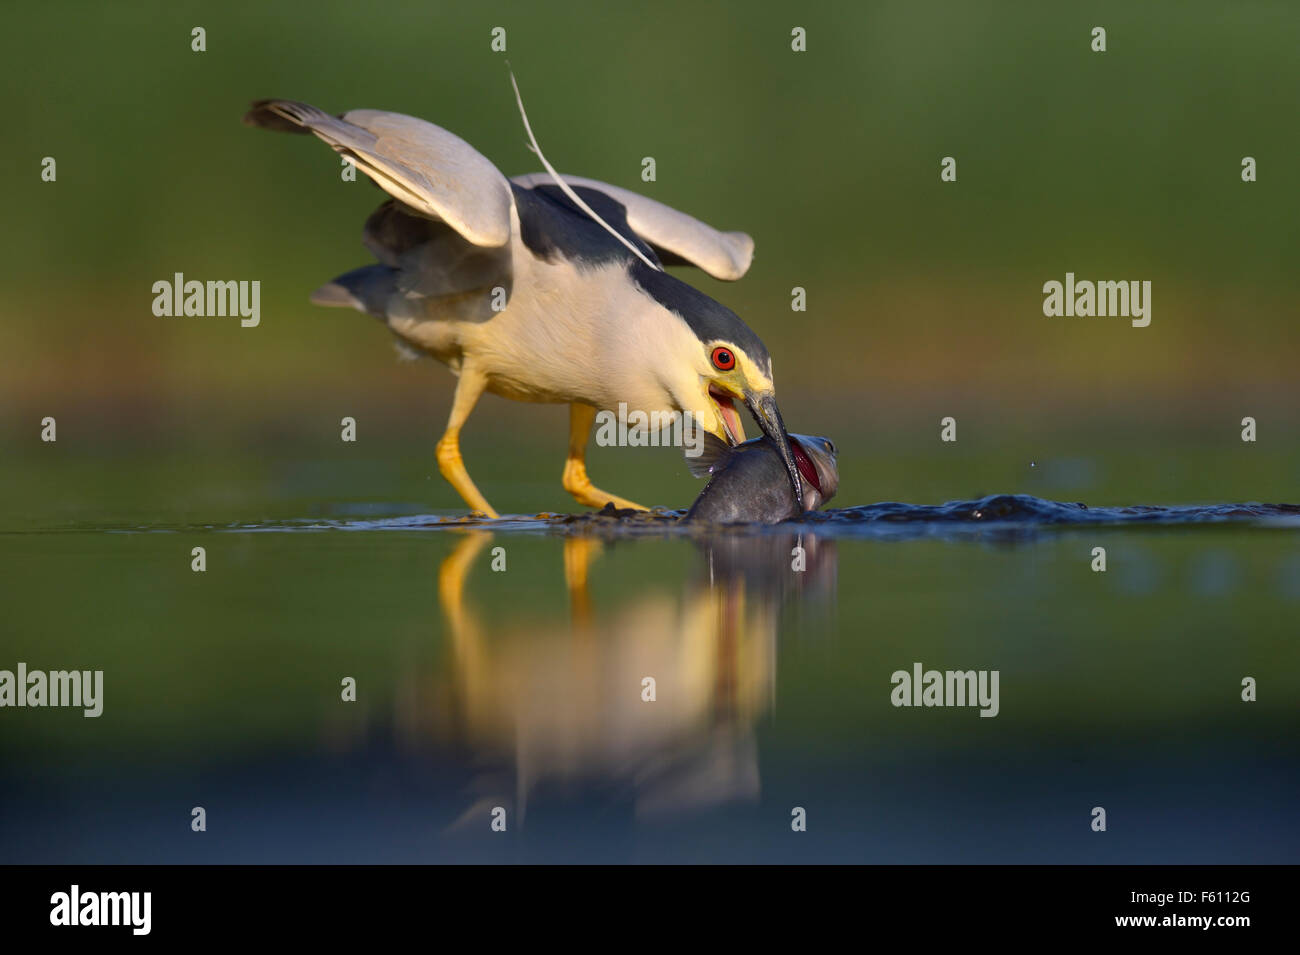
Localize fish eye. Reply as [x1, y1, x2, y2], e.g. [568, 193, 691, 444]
[710, 346, 736, 371]
[825, 439, 837, 454]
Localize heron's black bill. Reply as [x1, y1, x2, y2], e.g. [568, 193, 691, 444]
[746, 392, 803, 508]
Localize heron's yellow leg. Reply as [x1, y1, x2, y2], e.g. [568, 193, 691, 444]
[436, 367, 499, 518]
[561, 403, 647, 511]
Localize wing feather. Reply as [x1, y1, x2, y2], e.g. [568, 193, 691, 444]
[511, 172, 753, 280]
[245, 100, 513, 248]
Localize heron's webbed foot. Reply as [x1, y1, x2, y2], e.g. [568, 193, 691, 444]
[562, 457, 646, 511]
[563, 402, 647, 512]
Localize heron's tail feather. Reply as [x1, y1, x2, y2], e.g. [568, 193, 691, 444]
[243, 99, 340, 135]
[309, 265, 397, 318]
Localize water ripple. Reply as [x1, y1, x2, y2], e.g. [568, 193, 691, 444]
[202, 494, 1300, 541]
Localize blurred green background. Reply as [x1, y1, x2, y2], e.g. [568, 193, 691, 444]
[1, 0, 1296, 524]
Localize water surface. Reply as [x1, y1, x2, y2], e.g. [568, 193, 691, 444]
[2, 492, 1296, 863]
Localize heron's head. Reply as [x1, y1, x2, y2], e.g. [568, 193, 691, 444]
[629, 264, 803, 506]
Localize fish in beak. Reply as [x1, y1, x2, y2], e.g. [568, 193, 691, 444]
[744, 390, 803, 509]
[683, 431, 839, 523]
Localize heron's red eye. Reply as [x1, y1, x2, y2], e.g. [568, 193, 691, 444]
[711, 346, 735, 371]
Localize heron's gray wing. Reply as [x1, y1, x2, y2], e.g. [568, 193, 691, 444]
[311, 199, 513, 324]
[510, 173, 754, 281]
[245, 100, 513, 248]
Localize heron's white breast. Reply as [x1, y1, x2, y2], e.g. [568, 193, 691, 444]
[465, 247, 700, 412]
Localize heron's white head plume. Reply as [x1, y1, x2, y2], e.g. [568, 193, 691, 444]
[508, 69, 663, 273]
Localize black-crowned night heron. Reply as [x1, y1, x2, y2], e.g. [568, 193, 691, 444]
[244, 90, 800, 519]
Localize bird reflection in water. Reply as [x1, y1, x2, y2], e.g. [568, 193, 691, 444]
[430, 529, 836, 826]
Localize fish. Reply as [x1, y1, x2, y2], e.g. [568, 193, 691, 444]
[684, 432, 839, 523]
